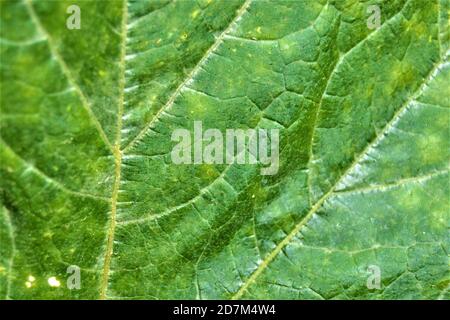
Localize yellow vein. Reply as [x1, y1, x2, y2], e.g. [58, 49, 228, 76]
[122, 0, 252, 153]
[24, 0, 114, 153]
[99, 0, 128, 300]
[2, 207, 16, 300]
[437, 0, 443, 58]
[231, 56, 447, 300]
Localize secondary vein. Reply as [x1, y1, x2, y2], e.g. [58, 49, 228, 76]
[2, 207, 16, 300]
[122, 0, 253, 153]
[24, 0, 114, 153]
[306, 0, 409, 204]
[231, 54, 447, 300]
[1, 139, 110, 201]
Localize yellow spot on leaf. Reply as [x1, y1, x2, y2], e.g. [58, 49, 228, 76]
[191, 10, 200, 19]
[48, 276, 61, 287]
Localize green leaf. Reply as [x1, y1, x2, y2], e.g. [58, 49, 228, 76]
[0, 0, 449, 300]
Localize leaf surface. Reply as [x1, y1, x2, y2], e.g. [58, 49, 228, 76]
[0, 0, 449, 299]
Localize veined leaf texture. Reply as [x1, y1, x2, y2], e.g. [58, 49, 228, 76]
[0, 0, 449, 299]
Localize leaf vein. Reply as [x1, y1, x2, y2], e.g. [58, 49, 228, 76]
[99, 0, 128, 300]
[122, 0, 253, 153]
[0, 139, 110, 201]
[231, 54, 448, 300]
[2, 207, 16, 300]
[24, 0, 114, 153]
[306, 0, 409, 203]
